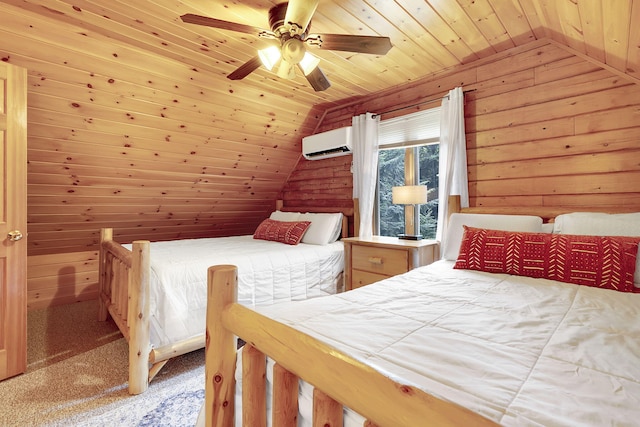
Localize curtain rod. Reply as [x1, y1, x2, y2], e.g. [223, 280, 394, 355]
[372, 89, 475, 118]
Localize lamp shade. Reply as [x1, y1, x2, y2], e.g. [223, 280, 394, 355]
[258, 45, 281, 71]
[392, 185, 428, 205]
[299, 52, 321, 75]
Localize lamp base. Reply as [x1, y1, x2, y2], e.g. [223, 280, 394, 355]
[397, 234, 423, 241]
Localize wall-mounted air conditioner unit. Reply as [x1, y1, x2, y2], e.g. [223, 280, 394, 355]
[302, 126, 352, 160]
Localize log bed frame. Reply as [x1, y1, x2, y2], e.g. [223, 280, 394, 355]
[204, 264, 500, 427]
[201, 195, 635, 426]
[98, 201, 353, 395]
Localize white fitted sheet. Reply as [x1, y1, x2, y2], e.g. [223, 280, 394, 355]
[214, 260, 640, 427]
[125, 235, 344, 347]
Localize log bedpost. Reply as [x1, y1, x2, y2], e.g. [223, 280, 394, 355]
[314, 389, 342, 426]
[206, 265, 238, 427]
[272, 364, 298, 426]
[448, 195, 462, 217]
[98, 228, 113, 322]
[128, 240, 151, 395]
[242, 345, 267, 426]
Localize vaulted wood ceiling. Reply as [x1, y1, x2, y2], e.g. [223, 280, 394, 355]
[1, 0, 638, 256]
[10, 0, 640, 101]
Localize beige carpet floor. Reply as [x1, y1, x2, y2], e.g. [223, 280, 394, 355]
[0, 300, 205, 427]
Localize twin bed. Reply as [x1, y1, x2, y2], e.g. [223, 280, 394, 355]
[98, 203, 351, 394]
[200, 198, 640, 426]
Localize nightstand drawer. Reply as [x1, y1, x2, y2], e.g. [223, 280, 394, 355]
[342, 236, 439, 291]
[352, 270, 387, 289]
[352, 245, 408, 276]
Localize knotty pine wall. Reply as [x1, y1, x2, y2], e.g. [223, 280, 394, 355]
[283, 40, 640, 221]
[9, 24, 640, 309]
[0, 4, 322, 309]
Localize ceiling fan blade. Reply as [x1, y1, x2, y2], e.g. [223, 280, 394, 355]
[180, 13, 268, 36]
[227, 56, 263, 80]
[301, 66, 331, 92]
[314, 34, 392, 55]
[284, 0, 319, 34]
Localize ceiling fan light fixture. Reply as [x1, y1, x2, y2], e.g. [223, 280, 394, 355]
[299, 52, 321, 76]
[277, 60, 296, 79]
[281, 37, 306, 64]
[258, 45, 281, 71]
[180, 1, 391, 92]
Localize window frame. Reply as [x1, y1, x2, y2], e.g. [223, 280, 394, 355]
[374, 107, 441, 237]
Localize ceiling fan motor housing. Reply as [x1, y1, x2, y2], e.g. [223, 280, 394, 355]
[270, 3, 309, 65]
[281, 37, 306, 64]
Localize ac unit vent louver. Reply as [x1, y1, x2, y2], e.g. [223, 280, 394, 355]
[302, 127, 352, 160]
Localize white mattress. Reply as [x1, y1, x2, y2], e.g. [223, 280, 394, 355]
[222, 260, 640, 426]
[125, 235, 344, 347]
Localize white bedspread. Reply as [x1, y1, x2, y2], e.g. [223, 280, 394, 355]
[243, 260, 640, 426]
[126, 236, 344, 347]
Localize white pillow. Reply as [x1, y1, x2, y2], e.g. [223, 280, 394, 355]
[442, 213, 544, 261]
[553, 212, 640, 235]
[269, 211, 301, 221]
[298, 212, 343, 245]
[553, 212, 640, 285]
[541, 223, 555, 233]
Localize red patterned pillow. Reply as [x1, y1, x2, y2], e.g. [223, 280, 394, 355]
[454, 226, 640, 293]
[253, 219, 311, 245]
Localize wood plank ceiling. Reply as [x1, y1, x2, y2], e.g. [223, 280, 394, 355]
[0, 0, 638, 255]
[10, 0, 640, 97]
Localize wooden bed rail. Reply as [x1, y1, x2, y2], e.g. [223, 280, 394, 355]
[100, 228, 205, 394]
[205, 265, 499, 427]
[98, 228, 156, 395]
[97, 202, 352, 395]
[99, 228, 218, 394]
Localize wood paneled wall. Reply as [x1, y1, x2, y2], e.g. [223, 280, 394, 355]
[11, 30, 640, 308]
[27, 251, 98, 310]
[282, 40, 640, 218]
[0, 4, 323, 309]
[0, 3, 319, 258]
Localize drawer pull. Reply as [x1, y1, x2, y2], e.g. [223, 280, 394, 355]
[368, 257, 383, 265]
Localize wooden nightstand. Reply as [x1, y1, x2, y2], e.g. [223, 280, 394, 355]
[342, 236, 440, 291]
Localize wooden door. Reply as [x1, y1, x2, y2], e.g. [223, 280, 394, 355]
[0, 62, 27, 380]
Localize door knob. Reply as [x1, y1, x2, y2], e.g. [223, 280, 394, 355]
[7, 230, 23, 241]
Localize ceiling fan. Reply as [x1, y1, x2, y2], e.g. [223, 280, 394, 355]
[180, 0, 392, 91]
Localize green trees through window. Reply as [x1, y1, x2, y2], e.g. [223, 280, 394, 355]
[377, 144, 439, 239]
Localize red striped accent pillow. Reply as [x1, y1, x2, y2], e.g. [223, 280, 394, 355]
[454, 226, 640, 293]
[253, 219, 311, 245]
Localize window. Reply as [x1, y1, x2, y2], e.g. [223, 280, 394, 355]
[376, 107, 440, 239]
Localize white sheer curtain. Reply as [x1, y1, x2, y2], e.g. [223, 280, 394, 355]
[351, 112, 380, 238]
[436, 87, 469, 248]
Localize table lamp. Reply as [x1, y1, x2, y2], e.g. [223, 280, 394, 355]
[392, 185, 428, 240]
